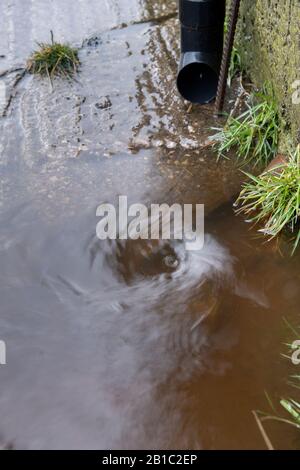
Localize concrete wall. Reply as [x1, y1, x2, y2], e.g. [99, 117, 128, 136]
[236, 0, 300, 148]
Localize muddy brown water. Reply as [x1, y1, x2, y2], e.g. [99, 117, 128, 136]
[0, 0, 300, 450]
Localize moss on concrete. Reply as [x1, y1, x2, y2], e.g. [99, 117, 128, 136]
[236, 0, 300, 149]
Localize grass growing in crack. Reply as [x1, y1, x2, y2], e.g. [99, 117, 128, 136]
[224, 16, 243, 87]
[228, 46, 242, 87]
[26, 31, 79, 80]
[236, 146, 300, 254]
[212, 84, 279, 167]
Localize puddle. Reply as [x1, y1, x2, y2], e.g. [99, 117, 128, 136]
[0, 0, 299, 450]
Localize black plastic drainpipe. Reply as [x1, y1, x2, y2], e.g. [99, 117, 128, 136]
[177, 0, 226, 104]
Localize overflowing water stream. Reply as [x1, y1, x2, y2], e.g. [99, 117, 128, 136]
[0, 0, 299, 450]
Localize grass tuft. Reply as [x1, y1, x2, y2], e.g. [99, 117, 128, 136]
[212, 83, 279, 167]
[280, 320, 300, 428]
[228, 46, 242, 87]
[224, 16, 243, 87]
[254, 320, 300, 449]
[280, 398, 300, 426]
[26, 31, 79, 79]
[236, 146, 300, 254]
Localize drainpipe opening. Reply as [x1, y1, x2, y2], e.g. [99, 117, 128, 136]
[177, 58, 219, 104]
[177, 0, 226, 105]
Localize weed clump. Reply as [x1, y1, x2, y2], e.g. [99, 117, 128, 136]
[26, 32, 79, 79]
[212, 84, 279, 167]
[236, 146, 300, 254]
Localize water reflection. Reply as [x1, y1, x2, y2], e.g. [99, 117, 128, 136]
[0, 0, 299, 451]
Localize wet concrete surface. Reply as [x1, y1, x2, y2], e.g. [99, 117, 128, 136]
[0, 0, 300, 450]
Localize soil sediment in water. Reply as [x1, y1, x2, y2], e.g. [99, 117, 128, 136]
[0, 0, 299, 450]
